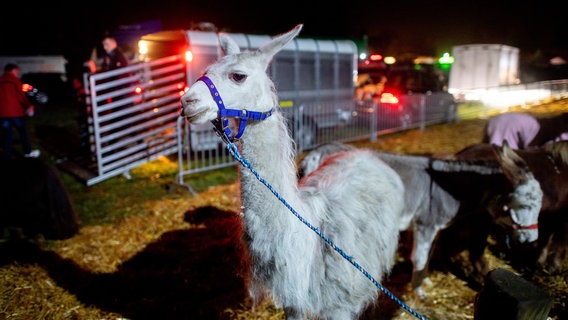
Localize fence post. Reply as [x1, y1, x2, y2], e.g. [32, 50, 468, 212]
[419, 94, 426, 131]
[370, 100, 378, 142]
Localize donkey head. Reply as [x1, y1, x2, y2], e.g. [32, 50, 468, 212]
[490, 142, 542, 243]
[179, 24, 303, 129]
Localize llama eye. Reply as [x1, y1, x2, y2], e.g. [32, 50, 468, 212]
[230, 73, 247, 83]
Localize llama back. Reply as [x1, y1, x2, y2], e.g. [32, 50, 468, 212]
[300, 149, 404, 270]
[297, 142, 355, 179]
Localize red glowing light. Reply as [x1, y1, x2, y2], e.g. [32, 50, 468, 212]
[369, 54, 383, 61]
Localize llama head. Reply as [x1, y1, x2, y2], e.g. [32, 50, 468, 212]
[180, 24, 303, 126]
[490, 142, 542, 243]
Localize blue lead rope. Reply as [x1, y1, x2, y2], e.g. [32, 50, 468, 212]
[220, 139, 428, 320]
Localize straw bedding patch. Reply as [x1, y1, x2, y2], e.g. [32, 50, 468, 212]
[1, 100, 568, 319]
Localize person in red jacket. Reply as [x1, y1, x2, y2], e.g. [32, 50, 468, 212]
[0, 63, 40, 159]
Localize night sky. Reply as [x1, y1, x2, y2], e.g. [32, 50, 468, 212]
[1, 0, 566, 75]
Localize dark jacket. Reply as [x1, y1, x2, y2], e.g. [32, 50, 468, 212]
[102, 47, 129, 71]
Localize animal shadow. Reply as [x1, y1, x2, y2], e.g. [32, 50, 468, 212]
[0, 206, 250, 320]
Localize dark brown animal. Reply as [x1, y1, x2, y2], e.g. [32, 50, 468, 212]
[455, 141, 568, 273]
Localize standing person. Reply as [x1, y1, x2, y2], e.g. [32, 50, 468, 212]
[101, 35, 129, 71]
[83, 35, 130, 73]
[0, 63, 40, 159]
[483, 113, 539, 149]
[483, 112, 568, 149]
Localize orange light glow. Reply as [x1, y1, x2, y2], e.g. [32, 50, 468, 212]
[185, 50, 193, 62]
[384, 56, 396, 64]
[135, 87, 143, 94]
[369, 54, 383, 61]
[379, 93, 399, 104]
[21, 83, 33, 92]
[138, 41, 149, 55]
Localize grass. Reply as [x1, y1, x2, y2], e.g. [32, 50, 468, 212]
[62, 158, 238, 226]
[26, 100, 239, 228]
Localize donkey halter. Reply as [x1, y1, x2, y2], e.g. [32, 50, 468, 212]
[196, 75, 274, 142]
[501, 204, 539, 231]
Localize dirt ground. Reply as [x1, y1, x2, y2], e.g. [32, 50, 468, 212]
[1, 99, 568, 320]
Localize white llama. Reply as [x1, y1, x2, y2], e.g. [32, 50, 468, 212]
[179, 24, 405, 319]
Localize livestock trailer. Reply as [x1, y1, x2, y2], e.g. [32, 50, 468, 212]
[449, 44, 520, 101]
[137, 28, 359, 148]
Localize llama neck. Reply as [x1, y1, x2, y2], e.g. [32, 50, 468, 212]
[237, 111, 307, 246]
[239, 111, 300, 204]
[237, 110, 319, 303]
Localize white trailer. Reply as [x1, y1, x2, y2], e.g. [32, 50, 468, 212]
[137, 29, 358, 148]
[448, 44, 520, 101]
[0, 55, 67, 75]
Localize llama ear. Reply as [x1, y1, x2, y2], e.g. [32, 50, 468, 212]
[219, 33, 241, 56]
[258, 24, 303, 66]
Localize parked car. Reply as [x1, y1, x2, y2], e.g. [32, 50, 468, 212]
[354, 65, 457, 130]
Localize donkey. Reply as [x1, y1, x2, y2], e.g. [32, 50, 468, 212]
[298, 142, 543, 297]
[456, 141, 568, 274]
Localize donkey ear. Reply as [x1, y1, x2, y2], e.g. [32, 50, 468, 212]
[219, 33, 241, 56]
[258, 24, 303, 66]
[493, 142, 532, 185]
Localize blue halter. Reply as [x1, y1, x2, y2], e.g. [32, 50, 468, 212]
[196, 75, 274, 142]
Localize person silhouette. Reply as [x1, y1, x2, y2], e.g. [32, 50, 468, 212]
[0, 63, 40, 159]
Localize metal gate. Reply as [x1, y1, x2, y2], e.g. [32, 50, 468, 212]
[82, 55, 185, 186]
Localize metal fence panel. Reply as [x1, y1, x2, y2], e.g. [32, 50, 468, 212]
[81, 54, 568, 188]
[172, 80, 568, 191]
[83, 55, 185, 186]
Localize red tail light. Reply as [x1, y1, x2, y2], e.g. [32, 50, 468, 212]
[379, 92, 399, 105]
